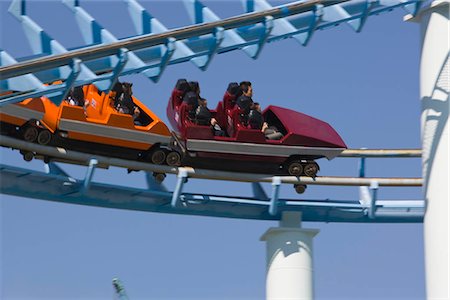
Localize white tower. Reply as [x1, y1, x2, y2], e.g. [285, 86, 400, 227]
[408, 1, 450, 298]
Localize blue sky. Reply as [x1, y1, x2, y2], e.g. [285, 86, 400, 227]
[1, 1, 424, 299]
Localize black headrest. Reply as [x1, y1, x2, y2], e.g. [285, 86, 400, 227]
[176, 79, 190, 93]
[227, 82, 240, 96]
[183, 91, 198, 107]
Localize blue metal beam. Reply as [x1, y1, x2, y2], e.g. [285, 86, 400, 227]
[0, 163, 424, 223]
[0, 0, 422, 103]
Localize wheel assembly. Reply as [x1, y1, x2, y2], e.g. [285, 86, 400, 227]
[288, 161, 303, 176]
[150, 149, 166, 165]
[166, 151, 182, 167]
[22, 151, 34, 162]
[153, 172, 166, 183]
[294, 184, 307, 194]
[37, 129, 52, 145]
[303, 162, 319, 178]
[22, 126, 38, 142]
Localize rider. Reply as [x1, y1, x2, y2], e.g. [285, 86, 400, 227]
[66, 86, 87, 107]
[195, 98, 225, 136]
[248, 102, 283, 140]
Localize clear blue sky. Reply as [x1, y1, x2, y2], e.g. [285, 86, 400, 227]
[1, 1, 424, 299]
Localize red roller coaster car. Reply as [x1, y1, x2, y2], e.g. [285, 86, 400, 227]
[167, 80, 347, 191]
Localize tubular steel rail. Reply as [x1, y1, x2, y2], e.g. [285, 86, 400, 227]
[0, 135, 422, 187]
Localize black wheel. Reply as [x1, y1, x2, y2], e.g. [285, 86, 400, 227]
[23, 126, 38, 142]
[303, 162, 319, 178]
[23, 151, 34, 162]
[288, 161, 303, 176]
[166, 151, 182, 167]
[37, 129, 52, 145]
[153, 172, 166, 183]
[150, 149, 166, 165]
[294, 184, 307, 194]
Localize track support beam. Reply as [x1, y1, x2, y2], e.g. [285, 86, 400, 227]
[261, 212, 319, 300]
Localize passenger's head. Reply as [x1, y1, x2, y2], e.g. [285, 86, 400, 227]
[183, 91, 199, 107]
[189, 81, 200, 95]
[240, 81, 252, 97]
[236, 95, 253, 113]
[71, 86, 85, 101]
[227, 82, 241, 96]
[112, 81, 123, 93]
[122, 82, 133, 95]
[252, 102, 261, 112]
[176, 79, 190, 93]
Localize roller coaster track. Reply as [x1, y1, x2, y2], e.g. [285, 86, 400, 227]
[0, 0, 422, 105]
[0, 0, 424, 223]
[0, 136, 424, 222]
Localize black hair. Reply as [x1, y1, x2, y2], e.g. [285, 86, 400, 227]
[227, 82, 240, 96]
[239, 81, 252, 93]
[112, 81, 123, 93]
[183, 91, 199, 107]
[175, 79, 190, 93]
[188, 81, 200, 94]
[70, 86, 84, 102]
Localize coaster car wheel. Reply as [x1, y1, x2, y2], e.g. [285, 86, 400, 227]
[303, 162, 319, 178]
[294, 184, 307, 194]
[288, 161, 303, 176]
[22, 151, 34, 162]
[37, 129, 52, 145]
[166, 151, 182, 167]
[23, 126, 38, 142]
[153, 172, 166, 183]
[150, 149, 166, 165]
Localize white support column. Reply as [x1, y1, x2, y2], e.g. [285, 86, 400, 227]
[261, 212, 319, 300]
[409, 1, 450, 298]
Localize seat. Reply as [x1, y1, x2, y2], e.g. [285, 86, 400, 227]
[227, 106, 247, 137]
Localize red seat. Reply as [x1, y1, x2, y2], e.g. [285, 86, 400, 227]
[227, 106, 247, 137]
[223, 91, 237, 111]
[170, 89, 185, 110]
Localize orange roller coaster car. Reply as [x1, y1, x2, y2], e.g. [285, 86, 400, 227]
[0, 84, 173, 164]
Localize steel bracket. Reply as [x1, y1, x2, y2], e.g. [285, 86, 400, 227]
[295, 4, 323, 46]
[368, 180, 379, 219]
[81, 158, 98, 194]
[192, 26, 225, 70]
[269, 176, 282, 216]
[171, 168, 189, 208]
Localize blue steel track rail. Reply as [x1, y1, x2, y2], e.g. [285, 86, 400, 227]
[0, 163, 424, 223]
[0, 136, 423, 223]
[0, 0, 422, 105]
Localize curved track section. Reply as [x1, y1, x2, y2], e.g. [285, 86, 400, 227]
[0, 163, 423, 223]
[0, 136, 424, 222]
[0, 0, 421, 105]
